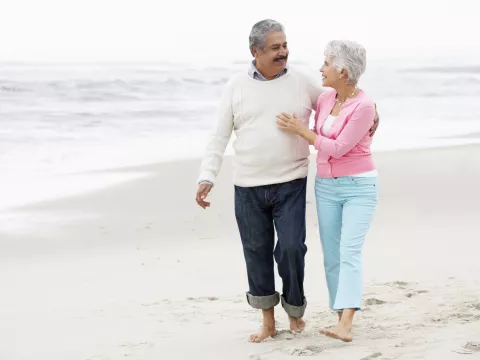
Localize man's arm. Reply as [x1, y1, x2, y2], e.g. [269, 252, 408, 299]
[197, 83, 234, 184]
[307, 77, 325, 111]
[370, 103, 380, 136]
[306, 75, 325, 133]
[197, 78, 234, 178]
[196, 81, 234, 209]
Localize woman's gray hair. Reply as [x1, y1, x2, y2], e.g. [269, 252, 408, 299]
[324, 40, 367, 85]
[249, 19, 284, 50]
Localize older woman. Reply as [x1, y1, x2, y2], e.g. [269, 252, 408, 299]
[276, 40, 378, 342]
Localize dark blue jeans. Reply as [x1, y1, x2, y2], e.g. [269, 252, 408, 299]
[234, 177, 308, 318]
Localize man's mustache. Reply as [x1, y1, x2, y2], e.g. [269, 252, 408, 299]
[274, 56, 288, 62]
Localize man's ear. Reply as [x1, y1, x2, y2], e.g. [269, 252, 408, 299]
[250, 46, 257, 57]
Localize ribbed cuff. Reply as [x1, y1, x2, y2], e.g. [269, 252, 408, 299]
[197, 170, 216, 185]
[198, 180, 213, 185]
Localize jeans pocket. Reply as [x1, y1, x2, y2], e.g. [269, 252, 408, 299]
[350, 177, 377, 186]
[234, 185, 251, 203]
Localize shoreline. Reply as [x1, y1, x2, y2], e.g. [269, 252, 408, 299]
[2, 141, 480, 215]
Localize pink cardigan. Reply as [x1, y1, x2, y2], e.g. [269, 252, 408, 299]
[313, 90, 376, 178]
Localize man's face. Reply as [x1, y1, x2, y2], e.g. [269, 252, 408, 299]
[252, 31, 288, 77]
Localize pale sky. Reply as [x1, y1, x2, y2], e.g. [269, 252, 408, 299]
[0, 0, 477, 64]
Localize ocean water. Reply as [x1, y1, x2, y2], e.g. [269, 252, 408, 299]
[1, 61, 480, 211]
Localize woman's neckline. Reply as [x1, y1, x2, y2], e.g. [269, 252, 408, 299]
[333, 88, 363, 104]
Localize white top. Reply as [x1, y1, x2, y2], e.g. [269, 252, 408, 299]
[321, 114, 337, 134]
[322, 115, 378, 178]
[198, 69, 323, 187]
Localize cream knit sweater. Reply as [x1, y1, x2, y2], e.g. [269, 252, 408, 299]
[198, 68, 323, 187]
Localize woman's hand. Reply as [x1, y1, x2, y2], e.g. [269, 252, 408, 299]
[276, 112, 317, 145]
[276, 112, 305, 136]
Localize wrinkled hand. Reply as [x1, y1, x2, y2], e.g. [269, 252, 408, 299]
[370, 105, 380, 136]
[196, 183, 212, 209]
[276, 113, 304, 135]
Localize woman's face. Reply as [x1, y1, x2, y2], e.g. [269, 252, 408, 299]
[320, 56, 341, 88]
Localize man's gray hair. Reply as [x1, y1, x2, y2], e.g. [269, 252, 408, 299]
[324, 40, 367, 85]
[249, 19, 285, 50]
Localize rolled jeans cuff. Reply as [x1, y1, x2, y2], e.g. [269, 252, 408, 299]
[246, 291, 280, 309]
[281, 295, 307, 318]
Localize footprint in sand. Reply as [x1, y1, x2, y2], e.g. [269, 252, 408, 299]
[119, 342, 153, 349]
[452, 341, 480, 355]
[449, 309, 480, 323]
[116, 342, 155, 359]
[365, 298, 386, 306]
[360, 353, 382, 360]
[286, 345, 324, 356]
[430, 316, 447, 324]
[186, 296, 219, 302]
[464, 342, 480, 352]
[272, 329, 297, 341]
[405, 290, 429, 298]
[464, 302, 480, 311]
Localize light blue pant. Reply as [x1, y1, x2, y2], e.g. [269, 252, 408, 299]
[314, 176, 378, 312]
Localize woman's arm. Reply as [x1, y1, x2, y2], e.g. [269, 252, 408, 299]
[312, 104, 375, 158]
[276, 104, 375, 158]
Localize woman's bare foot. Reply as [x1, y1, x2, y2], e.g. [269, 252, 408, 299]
[289, 316, 306, 333]
[320, 324, 353, 342]
[249, 325, 277, 343]
[337, 312, 343, 321]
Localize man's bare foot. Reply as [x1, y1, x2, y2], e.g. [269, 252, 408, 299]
[249, 326, 277, 343]
[249, 308, 276, 343]
[289, 316, 306, 333]
[320, 324, 353, 342]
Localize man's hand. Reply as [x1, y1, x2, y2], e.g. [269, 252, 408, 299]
[370, 104, 380, 136]
[196, 183, 213, 209]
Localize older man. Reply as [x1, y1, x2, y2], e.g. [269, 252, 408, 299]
[195, 19, 378, 343]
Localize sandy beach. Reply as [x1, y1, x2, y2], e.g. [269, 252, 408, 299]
[1, 144, 480, 360]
